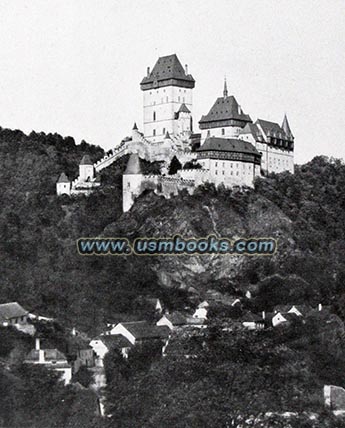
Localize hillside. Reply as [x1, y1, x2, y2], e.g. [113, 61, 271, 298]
[1, 127, 345, 332]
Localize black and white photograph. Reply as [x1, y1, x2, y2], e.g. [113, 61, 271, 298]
[1, 1, 345, 427]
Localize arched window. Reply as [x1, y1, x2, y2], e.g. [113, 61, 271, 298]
[153, 111, 156, 121]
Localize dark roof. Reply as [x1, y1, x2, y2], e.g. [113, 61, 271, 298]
[100, 335, 132, 349]
[0, 302, 28, 321]
[274, 305, 291, 314]
[281, 313, 300, 323]
[80, 155, 93, 165]
[121, 321, 170, 340]
[57, 172, 69, 183]
[197, 137, 260, 156]
[256, 119, 291, 140]
[124, 153, 142, 175]
[199, 95, 251, 125]
[165, 312, 187, 326]
[25, 348, 67, 362]
[141, 54, 195, 90]
[239, 123, 262, 139]
[177, 103, 191, 114]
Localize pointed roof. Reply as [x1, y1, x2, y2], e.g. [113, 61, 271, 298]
[124, 153, 142, 175]
[282, 114, 293, 138]
[133, 122, 138, 130]
[199, 95, 251, 127]
[57, 172, 69, 183]
[80, 155, 93, 165]
[223, 77, 228, 98]
[256, 119, 292, 141]
[177, 103, 191, 114]
[141, 54, 195, 90]
[165, 131, 171, 139]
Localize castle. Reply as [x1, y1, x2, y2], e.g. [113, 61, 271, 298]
[56, 54, 294, 212]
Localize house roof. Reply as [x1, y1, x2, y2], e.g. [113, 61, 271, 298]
[141, 54, 195, 89]
[25, 348, 67, 362]
[280, 312, 300, 323]
[124, 153, 142, 175]
[120, 321, 170, 340]
[199, 95, 251, 125]
[197, 137, 260, 157]
[0, 302, 28, 322]
[165, 312, 187, 326]
[80, 155, 93, 165]
[239, 123, 263, 140]
[256, 119, 292, 141]
[57, 172, 69, 183]
[100, 335, 132, 349]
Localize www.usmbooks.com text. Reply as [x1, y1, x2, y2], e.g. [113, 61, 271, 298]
[77, 235, 277, 256]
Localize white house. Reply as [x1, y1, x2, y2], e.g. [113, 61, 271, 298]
[89, 335, 132, 366]
[24, 338, 72, 385]
[156, 312, 187, 330]
[192, 307, 208, 320]
[272, 312, 300, 327]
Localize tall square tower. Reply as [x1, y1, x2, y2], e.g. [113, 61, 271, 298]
[140, 54, 195, 142]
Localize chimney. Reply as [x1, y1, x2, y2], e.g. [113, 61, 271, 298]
[38, 349, 45, 363]
[35, 338, 40, 350]
[147, 67, 150, 77]
[262, 311, 266, 320]
[318, 303, 322, 312]
[185, 64, 188, 75]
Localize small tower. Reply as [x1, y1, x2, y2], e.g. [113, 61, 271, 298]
[56, 172, 71, 196]
[79, 155, 94, 182]
[123, 153, 143, 212]
[175, 103, 192, 137]
[223, 76, 228, 98]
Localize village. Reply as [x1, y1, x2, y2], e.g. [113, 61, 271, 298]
[0, 288, 343, 417]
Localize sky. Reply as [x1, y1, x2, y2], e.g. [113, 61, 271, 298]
[0, 0, 344, 164]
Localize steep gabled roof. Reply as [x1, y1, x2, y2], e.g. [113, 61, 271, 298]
[120, 321, 170, 340]
[256, 119, 292, 141]
[199, 95, 251, 125]
[0, 302, 28, 321]
[239, 123, 263, 140]
[124, 153, 142, 175]
[57, 172, 70, 183]
[282, 114, 293, 138]
[197, 137, 260, 157]
[80, 155, 93, 165]
[141, 54, 195, 89]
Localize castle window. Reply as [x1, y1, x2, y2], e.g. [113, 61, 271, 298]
[215, 171, 218, 175]
[163, 128, 165, 135]
[178, 96, 181, 102]
[221, 128, 225, 135]
[207, 130, 211, 137]
[222, 171, 224, 175]
[153, 111, 156, 121]
[127, 182, 130, 188]
[153, 129, 156, 136]
[215, 162, 218, 167]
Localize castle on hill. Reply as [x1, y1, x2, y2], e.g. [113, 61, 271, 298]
[56, 53, 294, 212]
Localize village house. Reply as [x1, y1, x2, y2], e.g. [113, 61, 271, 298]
[0, 302, 29, 326]
[24, 338, 72, 385]
[67, 335, 95, 373]
[272, 312, 300, 327]
[89, 335, 132, 367]
[109, 321, 170, 346]
[241, 312, 265, 330]
[156, 312, 188, 330]
[273, 304, 312, 317]
[193, 307, 208, 320]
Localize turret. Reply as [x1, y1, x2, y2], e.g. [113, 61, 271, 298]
[123, 154, 143, 212]
[56, 172, 71, 196]
[79, 155, 94, 182]
[282, 114, 293, 140]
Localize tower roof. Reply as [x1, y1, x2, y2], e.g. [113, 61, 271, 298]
[197, 137, 260, 157]
[57, 172, 69, 183]
[223, 77, 228, 98]
[140, 54, 195, 90]
[256, 118, 292, 141]
[199, 95, 252, 128]
[177, 103, 191, 114]
[133, 122, 138, 130]
[282, 114, 293, 138]
[80, 155, 93, 165]
[124, 153, 142, 175]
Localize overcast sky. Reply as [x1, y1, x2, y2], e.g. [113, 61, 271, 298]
[0, 0, 344, 164]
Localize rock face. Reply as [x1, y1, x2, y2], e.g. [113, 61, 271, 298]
[104, 188, 295, 293]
